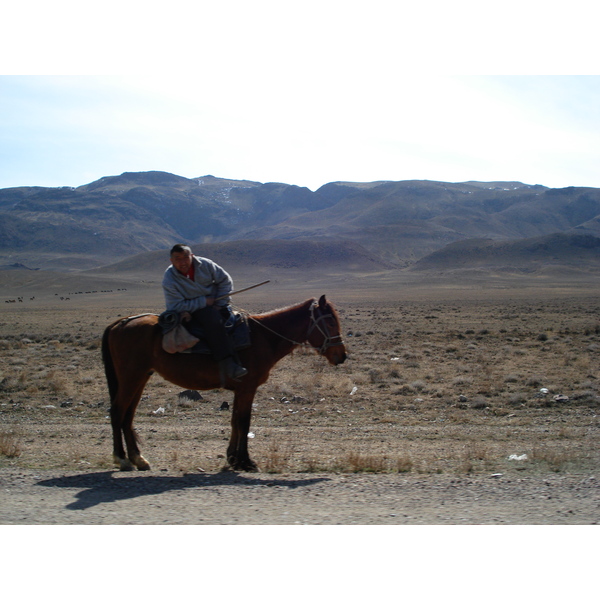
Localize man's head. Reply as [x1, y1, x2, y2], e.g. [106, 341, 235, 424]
[170, 244, 193, 275]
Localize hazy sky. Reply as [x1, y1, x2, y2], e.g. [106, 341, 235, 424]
[2, 1, 599, 191]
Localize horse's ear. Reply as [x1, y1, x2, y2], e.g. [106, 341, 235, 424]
[318, 295, 327, 308]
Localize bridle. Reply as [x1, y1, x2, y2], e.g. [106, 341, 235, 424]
[306, 301, 345, 355]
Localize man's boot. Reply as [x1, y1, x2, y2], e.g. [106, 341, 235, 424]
[219, 356, 248, 382]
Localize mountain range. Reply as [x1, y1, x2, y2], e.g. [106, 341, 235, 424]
[1, 170, 600, 274]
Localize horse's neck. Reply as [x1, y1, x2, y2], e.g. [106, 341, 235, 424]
[258, 301, 311, 356]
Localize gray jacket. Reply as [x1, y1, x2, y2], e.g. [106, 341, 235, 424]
[162, 255, 233, 313]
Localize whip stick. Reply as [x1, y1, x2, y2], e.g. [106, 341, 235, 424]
[215, 280, 270, 301]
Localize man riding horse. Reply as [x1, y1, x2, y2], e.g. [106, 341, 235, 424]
[162, 244, 248, 381]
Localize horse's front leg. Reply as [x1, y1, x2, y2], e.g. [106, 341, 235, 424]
[226, 388, 258, 472]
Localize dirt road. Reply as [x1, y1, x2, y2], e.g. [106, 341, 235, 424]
[1, 467, 597, 524]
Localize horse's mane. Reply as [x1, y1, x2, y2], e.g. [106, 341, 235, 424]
[250, 298, 317, 321]
[249, 296, 341, 324]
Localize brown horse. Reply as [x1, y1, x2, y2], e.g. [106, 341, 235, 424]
[102, 295, 346, 472]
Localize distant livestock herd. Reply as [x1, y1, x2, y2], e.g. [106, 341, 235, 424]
[4, 289, 128, 303]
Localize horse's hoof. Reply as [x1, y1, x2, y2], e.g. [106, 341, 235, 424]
[132, 455, 151, 471]
[228, 458, 259, 472]
[114, 455, 134, 471]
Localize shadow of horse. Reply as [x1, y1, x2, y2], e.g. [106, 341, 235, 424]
[36, 471, 330, 511]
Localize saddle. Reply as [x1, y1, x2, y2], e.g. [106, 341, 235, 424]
[158, 310, 251, 355]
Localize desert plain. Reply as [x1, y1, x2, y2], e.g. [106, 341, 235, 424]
[1, 264, 599, 525]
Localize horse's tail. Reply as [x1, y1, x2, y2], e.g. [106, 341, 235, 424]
[102, 321, 119, 404]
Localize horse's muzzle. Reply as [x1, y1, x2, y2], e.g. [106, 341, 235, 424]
[327, 346, 347, 365]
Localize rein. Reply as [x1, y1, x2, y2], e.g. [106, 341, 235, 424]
[245, 300, 343, 355]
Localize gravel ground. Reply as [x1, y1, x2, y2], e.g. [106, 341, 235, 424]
[1, 467, 598, 525]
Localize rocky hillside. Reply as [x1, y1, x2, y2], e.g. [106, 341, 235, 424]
[411, 232, 600, 273]
[2, 171, 600, 272]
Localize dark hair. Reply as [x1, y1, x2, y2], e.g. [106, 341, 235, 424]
[170, 244, 192, 255]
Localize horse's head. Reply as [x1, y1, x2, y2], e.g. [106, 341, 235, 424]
[307, 295, 347, 365]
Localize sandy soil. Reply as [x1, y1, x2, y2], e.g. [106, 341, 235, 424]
[1, 467, 597, 525]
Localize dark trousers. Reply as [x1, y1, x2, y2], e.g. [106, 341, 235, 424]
[189, 306, 232, 361]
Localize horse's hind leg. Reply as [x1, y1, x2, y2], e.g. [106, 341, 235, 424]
[122, 397, 151, 470]
[111, 374, 152, 471]
[110, 405, 128, 470]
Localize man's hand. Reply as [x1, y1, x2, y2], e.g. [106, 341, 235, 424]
[205, 297, 215, 307]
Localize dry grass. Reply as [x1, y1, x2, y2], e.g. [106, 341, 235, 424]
[0, 430, 22, 458]
[1, 291, 599, 476]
